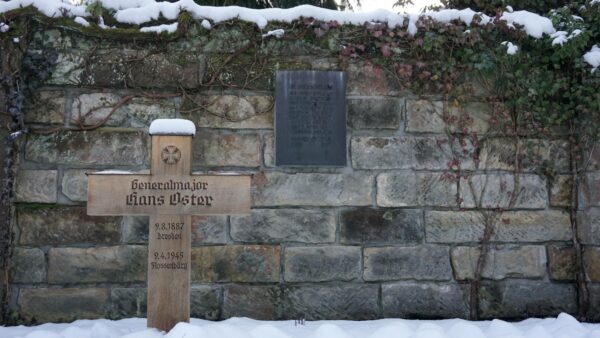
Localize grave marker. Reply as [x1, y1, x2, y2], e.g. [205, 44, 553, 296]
[87, 119, 250, 332]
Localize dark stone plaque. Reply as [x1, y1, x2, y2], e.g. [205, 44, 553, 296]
[275, 71, 347, 166]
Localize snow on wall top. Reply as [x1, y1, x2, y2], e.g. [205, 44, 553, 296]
[149, 119, 196, 136]
[0, 0, 556, 39]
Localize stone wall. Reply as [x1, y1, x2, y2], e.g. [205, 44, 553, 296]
[7, 22, 599, 323]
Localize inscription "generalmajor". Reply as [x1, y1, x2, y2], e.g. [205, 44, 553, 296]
[125, 179, 214, 206]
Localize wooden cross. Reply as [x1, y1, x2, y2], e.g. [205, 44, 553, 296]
[87, 119, 250, 332]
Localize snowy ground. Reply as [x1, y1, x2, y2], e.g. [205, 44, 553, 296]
[2, 313, 600, 338]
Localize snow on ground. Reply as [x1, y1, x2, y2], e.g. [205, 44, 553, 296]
[2, 313, 600, 338]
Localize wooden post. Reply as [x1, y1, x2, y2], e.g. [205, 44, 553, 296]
[87, 120, 250, 332]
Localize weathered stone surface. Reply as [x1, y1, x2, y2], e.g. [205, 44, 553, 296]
[263, 133, 274, 167]
[81, 49, 204, 88]
[550, 175, 572, 207]
[492, 210, 572, 242]
[191, 215, 228, 244]
[340, 208, 423, 244]
[581, 172, 600, 208]
[11, 247, 46, 284]
[382, 282, 469, 319]
[121, 216, 149, 244]
[479, 281, 577, 319]
[281, 285, 379, 320]
[347, 98, 401, 129]
[26, 130, 147, 165]
[222, 285, 279, 320]
[584, 246, 600, 282]
[284, 246, 360, 282]
[548, 246, 576, 281]
[478, 138, 516, 170]
[425, 211, 485, 243]
[124, 97, 179, 128]
[19, 288, 109, 323]
[15, 170, 57, 203]
[364, 245, 452, 281]
[31, 29, 73, 50]
[451, 245, 546, 280]
[413, 137, 476, 171]
[459, 174, 547, 209]
[184, 94, 273, 129]
[351, 137, 413, 169]
[191, 245, 280, 282]
[406, 100, 490, 134]
[109, 288, 146, 318]
[191, 285, 222, 320]
[425, 210, 572, 243]
[47, 51, 86, 85]
[589, 284, 600, 322]
[193, 132, 261, 167]
[253, 172, 373, 207]
[347, 61, 395, 96]
[231, 209, 335, 243]
[23, 90, 65, 124]
[578, 208, 600, 245]
[61, 169, 88, 202]
[48, 246, 147, 283]
[18, 207, 120, 245]
[377, 171, 457, 207]
[520, 139, 570, 173]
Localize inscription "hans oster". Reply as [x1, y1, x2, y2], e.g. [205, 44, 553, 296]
[125, 179, 214, 206]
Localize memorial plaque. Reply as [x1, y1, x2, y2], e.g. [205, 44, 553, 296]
[275, 70, 346, 166]
[87, 120, 250, 332]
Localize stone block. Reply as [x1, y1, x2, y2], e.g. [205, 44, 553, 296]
[589, 284, 600, 322]
[346, 61, 396, 96]
[351, 137, 413, 169]
[263, 133, 274, 167]
[340, 208, 423, 244]
[191, 215, 228, 244]
[48, 246, 147, 283]
[548, 246, 576, 281]
[193, 131, 261, 167]
[81, 49, 205, 88]
[26, 130, 147, 165]
[19, 288, 108, 323]
[23, 90, 65, 124]
[124, 96, 179, 128]
[584, 246, 600, 282]
[581, 172, 600, 208]
[191, 245, 280, 282]
[31, 29, 73, 50]
[222, 285, 279, 320]
[425, 211, 485, 243]
[450, 245, 546, 280]
[406, 100, 490, 134]
[425, 210, 571, 243]
[284, 246, 360, 282]
[183, 94, 273, 129]
[479, 281, 577, 319]
[231, 209, 335, 244]
[347, 98, 401, 129]
[253, 172, 373, 207]
[478, 138, 516, 170]
[413, 137, 477, 171]
[281, 285, 379, 320]
[377, 171, 457, 207]
[109, 288, 146, 318]
[191, 285, 222, 320]
[61, 169, 88, 202]
[15, 170, 57, 203]
[520, 139, 570, 173]
[47, 51, 86, 85]
[121, 216, 149, 244]
[18, 207, 120, 245]
[382, 282, 470, 319]
[363, 245, 452, 281]
[10, 247, 46, 284]
[578, 208, 600, 245]
[550, 175, 573, 207]
[459, 174, 547, 209]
